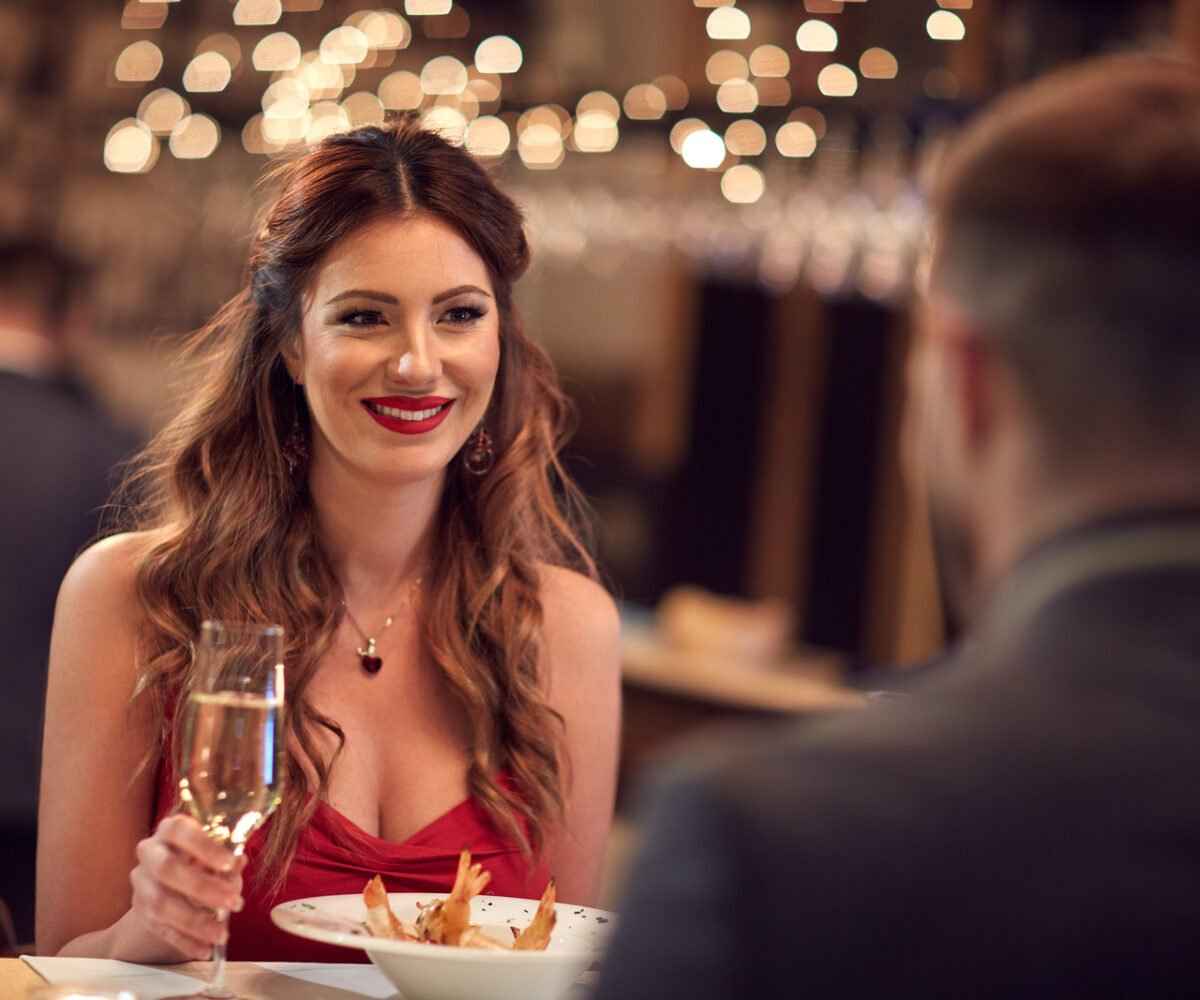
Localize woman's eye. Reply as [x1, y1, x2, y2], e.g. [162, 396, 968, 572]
[338, 309, 385, 328]
[442, 305, 485, 326]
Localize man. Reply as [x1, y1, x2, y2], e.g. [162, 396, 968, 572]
[594, 54, 1200, 998]
[0, 241, 135, 946]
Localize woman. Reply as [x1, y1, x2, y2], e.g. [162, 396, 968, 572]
[36, 118, 621, 963]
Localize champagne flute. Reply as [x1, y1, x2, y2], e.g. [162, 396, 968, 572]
[176, 621, 286, 999]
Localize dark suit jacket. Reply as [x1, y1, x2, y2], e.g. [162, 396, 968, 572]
[595, 513, 1200, 999]
[0, 369, 134, 826]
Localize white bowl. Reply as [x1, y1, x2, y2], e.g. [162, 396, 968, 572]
[271, 891, 615, 1000]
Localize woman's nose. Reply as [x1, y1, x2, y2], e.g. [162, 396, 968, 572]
[387, 328, 440, 385]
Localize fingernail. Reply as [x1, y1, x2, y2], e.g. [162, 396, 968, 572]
[231, 897, 244, 913]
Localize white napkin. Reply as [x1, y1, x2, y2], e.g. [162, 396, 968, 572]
[21, 956, 397, 999]
[22, 956, 205, 998]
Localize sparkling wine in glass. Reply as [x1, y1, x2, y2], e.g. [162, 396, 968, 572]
[176, 621, 285, 999]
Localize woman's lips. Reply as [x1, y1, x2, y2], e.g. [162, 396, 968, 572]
[362, 398, 455, 435]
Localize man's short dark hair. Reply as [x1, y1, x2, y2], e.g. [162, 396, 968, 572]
[930, 53, 1200, 466]
[0, 238, 90, 335]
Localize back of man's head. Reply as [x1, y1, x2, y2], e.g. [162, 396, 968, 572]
[0, 239, 88, 339]
[930, 54, 1200, 470]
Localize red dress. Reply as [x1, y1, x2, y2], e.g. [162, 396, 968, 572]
[152, 760, 550, 962]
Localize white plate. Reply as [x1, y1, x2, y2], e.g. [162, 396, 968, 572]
[271, 892, 615, 1000]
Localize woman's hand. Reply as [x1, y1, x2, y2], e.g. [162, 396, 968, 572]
[122, 814, 246, 963]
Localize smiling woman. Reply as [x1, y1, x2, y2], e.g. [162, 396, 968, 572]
[37, 117, 621, 965]
[287, 214, 502, 487]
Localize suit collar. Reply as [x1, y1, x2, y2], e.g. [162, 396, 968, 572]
[979, 508, 1200, 645]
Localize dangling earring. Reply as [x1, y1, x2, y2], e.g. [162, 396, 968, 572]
[282, 381, 309, 477]
[463, 424, 495, 476]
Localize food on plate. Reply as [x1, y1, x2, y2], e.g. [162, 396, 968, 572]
[364, 874, 418, 941]
[511, 877, 557, 950]
[362, 849, 557, 951]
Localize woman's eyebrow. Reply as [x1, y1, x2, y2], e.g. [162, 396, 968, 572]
[324, 288, 399, 306]
[432, 284, 493, 304]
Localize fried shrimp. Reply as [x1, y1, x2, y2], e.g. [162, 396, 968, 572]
[512, 878, 556, 951]
[363, 874, 418, 941]
[362, 850, 556, 951]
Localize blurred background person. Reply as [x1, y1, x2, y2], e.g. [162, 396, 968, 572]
[0, 240, 136, 947]
[594, 52, 1200, 999]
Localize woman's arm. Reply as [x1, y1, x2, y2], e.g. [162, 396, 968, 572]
[538, 565, 622, 906]
[37, 533, 242, 960]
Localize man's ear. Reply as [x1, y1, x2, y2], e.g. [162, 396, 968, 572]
[948, 332, 994, 457]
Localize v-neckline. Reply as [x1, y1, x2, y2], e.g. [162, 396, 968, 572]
[315, 794, 477, 849]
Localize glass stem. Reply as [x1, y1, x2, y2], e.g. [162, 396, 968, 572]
[207, 932, 228, 997]
[203, 843, 244, 999]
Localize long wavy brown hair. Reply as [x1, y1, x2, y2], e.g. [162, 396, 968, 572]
[114, 117, 596, 890]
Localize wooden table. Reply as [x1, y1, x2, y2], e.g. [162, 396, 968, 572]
[618, 623, 863, 805]
[0, 959, 41, 995]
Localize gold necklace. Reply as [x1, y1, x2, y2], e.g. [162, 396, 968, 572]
[340, 577, 422, 675]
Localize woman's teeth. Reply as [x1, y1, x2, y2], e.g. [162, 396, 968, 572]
[369, 402, 449, 421]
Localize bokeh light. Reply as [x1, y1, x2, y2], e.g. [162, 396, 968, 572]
[253, 32, 301, 72]
[574, 111, 619, 153]
[724, 119, 766, 157]
[232, 0, 282, 26]
[653, 74, 689, 110]
[776, 121, 818, 157]
[114, 40, 163, 83]
[623, 84, 667, 120]
[465, 116, 510, 157]
[670, 118, 707, 155]
[422, 105, 468, 143]
[306, 102, 352, 144]
[137, 88, 190, 135]
[716, 79, 758, 114]
[405, 0, 451, 13]
[518, 123, 564, 170]
[795, 20, 838, 53]
[474, 35, 522, 74]
[577, 91, 621, 121]
[421, 55, 468, 94]
[927, 11, 966, 40]
[749, 44, 790, 78]
[706, 50, 749, 86]
[721, 164, 764, 204]
[122, 2, 168, 30]
[104, 119, 158, 173]
[706, 7, 750, 40]
[860, 47, 899, 79]
[342, 91, 386, 127]
[182, 52, 232, 93]
[169, 114, 221, 158]
[681, 129, 725, 169]
[379, 69, 423, 109]
[320, 26, 369, 65]
[817, 63, 858, 97]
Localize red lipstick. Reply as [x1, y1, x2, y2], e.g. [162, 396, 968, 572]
[362, 396, 455, 435]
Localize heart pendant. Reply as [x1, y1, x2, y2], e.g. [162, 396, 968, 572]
[361, 654, 383, 674]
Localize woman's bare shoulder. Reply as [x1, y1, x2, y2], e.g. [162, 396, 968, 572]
[57, 530, 156, 618]
[537, 564, 621, 690]
[537, 564, 620, 639]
